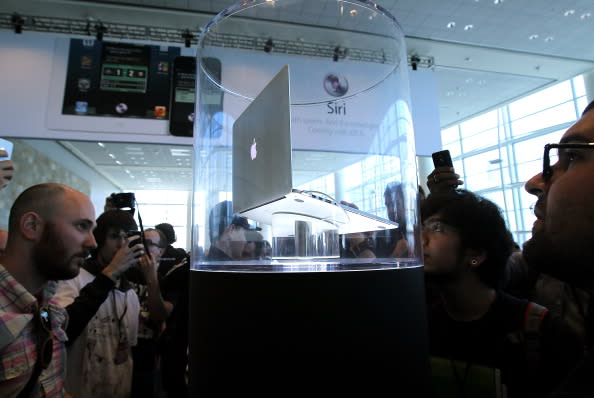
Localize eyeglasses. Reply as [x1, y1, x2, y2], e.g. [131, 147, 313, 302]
[36, 306, 54, 369]
[422, 220, 458, 234]
[145, 240, 165, 249]
[543, 143, 594, 181]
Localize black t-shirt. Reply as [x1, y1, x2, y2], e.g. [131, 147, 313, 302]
[158, 245, 188, 276]
[428, 290, 583, 398]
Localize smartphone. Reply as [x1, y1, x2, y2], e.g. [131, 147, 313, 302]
[432, 149, 453, 168]
[169, 56, 197, 137]
[97, 42, 150, 117]
[0, 138, 13, 161]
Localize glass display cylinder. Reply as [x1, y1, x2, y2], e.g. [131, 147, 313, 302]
[190, 1, 429, 396]
[193, 0, 421, 269]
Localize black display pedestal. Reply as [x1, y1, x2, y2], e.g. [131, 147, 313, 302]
[189, 266, 430, 397]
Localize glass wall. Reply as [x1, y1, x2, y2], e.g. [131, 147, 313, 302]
[441, 75, 587, 245]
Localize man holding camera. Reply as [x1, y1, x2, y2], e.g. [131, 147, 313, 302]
[55, 209, 145, 398]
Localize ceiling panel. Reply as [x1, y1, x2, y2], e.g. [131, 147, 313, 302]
[3, 0, 594, 191]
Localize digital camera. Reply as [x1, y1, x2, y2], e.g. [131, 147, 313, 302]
[112, 192, 135, 209]
[127, 230, 143, 248]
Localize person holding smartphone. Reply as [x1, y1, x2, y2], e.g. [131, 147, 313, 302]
[55, 210, 145, 398]
[427, 149, 463, 194]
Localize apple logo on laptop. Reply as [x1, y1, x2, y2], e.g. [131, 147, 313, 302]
[250, 138, 258, 160]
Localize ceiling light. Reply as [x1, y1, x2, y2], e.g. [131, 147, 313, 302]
[564, 9, 575, 17]
[98, 142, 105, 148]
[494, 0, 504, 4]
[463, 24, 474, 31]
[529, 34, 539, 40]
[544, 36, 554, 42]
[446, 21, 456, 29]
[581, 13, 591, 20]
[349, 9, 358, 16]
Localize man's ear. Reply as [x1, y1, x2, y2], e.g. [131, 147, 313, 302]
[21, 212, 43, 240]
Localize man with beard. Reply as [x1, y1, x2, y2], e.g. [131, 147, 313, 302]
[55, 209, 146, 398]
[0, 183, 97, 397]
[523, 100, 594, 396]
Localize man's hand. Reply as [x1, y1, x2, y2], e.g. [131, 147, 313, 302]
[101, 237, 145, 281]
[138, 251, 158, 278]
[104, 193, 118, 212]
[427, 167, 463, 194]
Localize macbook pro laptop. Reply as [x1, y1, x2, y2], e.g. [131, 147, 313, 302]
[232, 65, 398, 235]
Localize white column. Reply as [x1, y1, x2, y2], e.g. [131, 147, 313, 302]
[334, 169, 346, 202]
[582, 69, 594, 103]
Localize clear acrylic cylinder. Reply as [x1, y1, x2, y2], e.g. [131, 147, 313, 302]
[190, 1, 429, 396]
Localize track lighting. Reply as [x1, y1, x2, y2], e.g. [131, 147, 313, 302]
[12, 13, 25, 34]
[264, 38, 274, 53]
[95, 21, 107, 41]
[182, 29, 194, 48]
[410, 55, 420, 71]
[333, 46, 348, 62]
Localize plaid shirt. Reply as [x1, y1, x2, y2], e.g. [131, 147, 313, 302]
[0, 264, 68, 397]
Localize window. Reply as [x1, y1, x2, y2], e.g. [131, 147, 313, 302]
[127, 189, 191, 250]
[441, 75, 586, 245]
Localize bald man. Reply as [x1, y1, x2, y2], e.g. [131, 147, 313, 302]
[0, 183, 97, 397]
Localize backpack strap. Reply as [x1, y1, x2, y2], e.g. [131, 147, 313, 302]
[523, 301, 549, 364]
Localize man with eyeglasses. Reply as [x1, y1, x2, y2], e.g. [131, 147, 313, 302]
[421, 189, 582, 397]
[0, 183, 97, 397]
[127, 228, 179, 398]
[427, 101, 594, 396]
[522, 101, 594, 396]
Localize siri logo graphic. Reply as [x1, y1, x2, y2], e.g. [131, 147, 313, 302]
[323, 73, 348, 97]
[250, 138, 258, 160]
[115, 103, 128, 114]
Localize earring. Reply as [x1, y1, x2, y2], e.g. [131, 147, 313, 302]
[470, 259, 478, 265]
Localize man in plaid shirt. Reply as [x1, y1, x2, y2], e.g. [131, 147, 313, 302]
[0, 183, 97, 397]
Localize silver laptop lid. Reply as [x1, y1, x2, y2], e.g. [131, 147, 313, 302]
[232, 65, 293, 214]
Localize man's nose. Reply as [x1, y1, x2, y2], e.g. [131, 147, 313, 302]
[86, 232, 98, 250]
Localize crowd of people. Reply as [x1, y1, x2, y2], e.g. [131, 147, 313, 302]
[2, 100, 594, 397]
